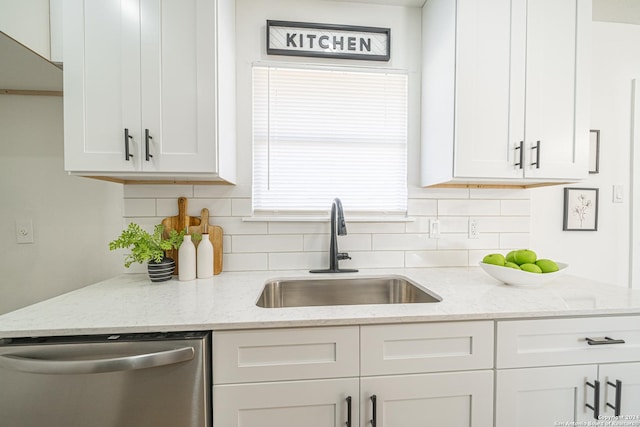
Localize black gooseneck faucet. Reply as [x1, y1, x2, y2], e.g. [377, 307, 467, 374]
[310, 198, 358, 273]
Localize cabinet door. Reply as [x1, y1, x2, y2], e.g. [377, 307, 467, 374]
[63, 0, 142, 172]
[140, 0, 217, 172]
[599, 362, 640, 418]
[453, 0, 521, 180]
[496, 365, 597, 427]
[360, 370, 493, 427]
[213, 378, 359, 427]
[522, 0, 590, 180]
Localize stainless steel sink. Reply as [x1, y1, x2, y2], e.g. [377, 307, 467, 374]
[256, 275, 442, 308]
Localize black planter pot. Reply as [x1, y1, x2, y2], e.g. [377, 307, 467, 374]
[147, 257, 176, 282]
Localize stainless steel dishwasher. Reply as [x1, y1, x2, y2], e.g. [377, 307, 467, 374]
[0, 331, 211, 427]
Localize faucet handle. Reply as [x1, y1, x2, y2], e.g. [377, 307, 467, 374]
[337, 252, 351, 261]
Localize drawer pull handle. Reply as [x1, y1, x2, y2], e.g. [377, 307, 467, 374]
[514, 141, 524, 169]
[585, 380, 600, 420]
[144, 129, 153, 161]
[585, 337, 626, 345]
[370, 394, 377, 427]
[346, 396, 352, 427]
[606, 380, 622, 416]
[124, 128, 134, 161]
[531, 140, 541, 168]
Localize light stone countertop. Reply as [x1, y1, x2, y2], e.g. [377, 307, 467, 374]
[1, 267, 640, 338]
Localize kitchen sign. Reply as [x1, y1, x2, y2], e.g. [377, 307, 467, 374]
[266, 20, 390, 61]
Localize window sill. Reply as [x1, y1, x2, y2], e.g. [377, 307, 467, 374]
[242, 215, 415, 223]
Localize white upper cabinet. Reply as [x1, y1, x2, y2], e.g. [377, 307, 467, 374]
[421, 0, 590, 187]
[63, 0, 236, 183]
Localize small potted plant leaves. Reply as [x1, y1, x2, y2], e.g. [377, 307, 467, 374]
[109, 223, 184, 282]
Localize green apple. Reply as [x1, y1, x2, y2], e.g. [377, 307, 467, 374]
[504, 262, 521, 270]
[505, 250, 517, 264]
[514, 249, 537, 265]
[483, 253, 506, 266]
[536, 259, 559, 273]
[520, 263, 542, 274]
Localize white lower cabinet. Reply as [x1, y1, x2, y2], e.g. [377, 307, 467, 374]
[213, 378, 359, 427]
[361, 371, 493, 427]
[496, 316, 640, 427]
[212, 316, 640, 427]
[213, 322, 494, 427]
[496, 365, 596, 426]
[598, 362, 640, 418]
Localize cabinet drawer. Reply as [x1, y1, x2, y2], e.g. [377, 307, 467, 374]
[213, 326, 359, 384]
[497, 316, 640, 368]
[360, 321, 494, 376]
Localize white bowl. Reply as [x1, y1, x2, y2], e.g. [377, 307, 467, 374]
[478, 261, 569, 286]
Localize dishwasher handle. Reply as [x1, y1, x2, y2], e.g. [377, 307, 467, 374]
[0, 346, 195, 375]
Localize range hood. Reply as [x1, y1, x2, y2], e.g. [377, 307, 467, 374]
[0, 31, 62, 95]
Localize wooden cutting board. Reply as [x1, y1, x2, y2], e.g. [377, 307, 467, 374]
[161, 197, 200, 274]
[188, 208, 223, 275]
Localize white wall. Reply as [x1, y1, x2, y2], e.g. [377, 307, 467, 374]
[531, 22, 640, 287]
[0, 0, 51, 58]
[0, 95, 124, 314]
[121, 0, 531, 273]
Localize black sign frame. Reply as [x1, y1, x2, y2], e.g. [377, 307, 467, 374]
[266, 20, 391, 61]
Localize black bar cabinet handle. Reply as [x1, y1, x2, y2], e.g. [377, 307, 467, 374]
[346, 396, 352, 427]
[370, 395, 377, 427]
[514, 141, 524, 169]
[586, 380, 600, 419]
[585, 337, 626, 346]
[530, 141, 541, 168]
[145, 129, 153, 161]
[124, 128, 134, 161]
[606, 379, 622, 416]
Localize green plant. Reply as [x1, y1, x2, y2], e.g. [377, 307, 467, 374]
[109, 223, 184, 267]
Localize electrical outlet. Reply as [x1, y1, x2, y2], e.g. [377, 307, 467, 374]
[16, 219, 34, 244]
[469, 219, 479, 239]
[429, 219, 440, 239]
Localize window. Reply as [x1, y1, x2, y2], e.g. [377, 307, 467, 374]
[252, 64, 408, 215]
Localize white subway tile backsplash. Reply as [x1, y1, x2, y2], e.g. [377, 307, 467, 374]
[216, 217, 268, 235]
[156, 198, 194, 217]
[187, 198, 232, 217]
[347, 222, 406, 234]
[124, 185, 193, 198]
[232, 234, 303, 253]
[194, 184, 251, 198]
[123, 199, 156, 217]
[268, 221, 330, 235]
[499, 233, 530, 249]
[372, 233, 435, 251]
[407, 199, 438, 216]
[224, 253, 268, 271]
[470, 188, 531, 200]
[269, 252, 327, 270]
[500, 199, 531, 216]
[438, 217, 469, 233]
[405, 216, 434, 233]
[349, 251, 405, 269]
[405, 250, 468, 267]
[438, 199, 501, 216]
[122, 185, 531, 271]
[409, 187, 469, 199]
[436, 233, 500, 250]
[303, 233, 372, 252]
[477, 217, 530, 233]
[232, 198, 252, 217]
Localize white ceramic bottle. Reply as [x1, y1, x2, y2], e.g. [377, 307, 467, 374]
[197, 234, 214, 279]
[178, 234, 196, 281]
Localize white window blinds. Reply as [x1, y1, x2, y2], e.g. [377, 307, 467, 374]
[252, 65, 408, 214]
